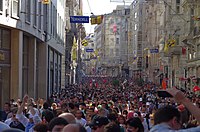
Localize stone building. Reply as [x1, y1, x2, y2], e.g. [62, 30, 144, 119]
[0, 0, 65, 106]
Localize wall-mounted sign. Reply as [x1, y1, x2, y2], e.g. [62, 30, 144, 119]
[86, 49, 94, 52]
[0, 49, 10, 65]
[0, 52, 5, 61]
[150, 49, 159, 53]
[70, 16, 90, 23]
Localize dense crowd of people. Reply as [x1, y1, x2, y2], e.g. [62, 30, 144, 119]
[0, 79, 200, 132]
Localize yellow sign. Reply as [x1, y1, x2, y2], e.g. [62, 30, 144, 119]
[90, 15, 103, 25]
[81, 39, 88, 46]
[42, 0, 50, 4]
[0, 52, 5, 61]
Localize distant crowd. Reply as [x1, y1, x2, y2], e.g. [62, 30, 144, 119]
[0, 79, 200, 132]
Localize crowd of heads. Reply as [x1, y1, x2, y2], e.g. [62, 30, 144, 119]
[0, 79, 200, 132]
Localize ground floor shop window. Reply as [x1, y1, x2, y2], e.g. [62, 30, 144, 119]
[0, 67, 10, 107]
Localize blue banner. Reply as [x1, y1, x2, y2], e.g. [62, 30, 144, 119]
[70, 16, 89, 23]
[150, 49, 159, 53]
[86, 49, 94, 52]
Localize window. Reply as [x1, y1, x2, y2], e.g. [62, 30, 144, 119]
[54, 53, 58, 92]
[134, 34, 137, 44]
[22, 35, 29, 95]
[58, 55, 61, 90]
[0, 0, 3, 12]
[33, 0, 37, 26]
[176, 0, 180, 4]
[193, 52, 196, 59]
[134, 12, 137, 18]
[176, 0, 180, 14]
[116, 38, 119, 45]
[134, 24, 137, 30]
[35, 43, 39, 99]
[55, 9, 57, 38]
[116, 48, 119, 56]
[110, 49, 113, 56]
[198, 45, 200, 57]
[176, 37, 179, 45]
[25, 0, 31, 22]
[38, 2, 42, 30]
[0, 29, 11, 49]
[51, 1, 53, 34]
[43, 4, 47, 31]
[12, 0, 19, 17]
[189, 53, 192, 60]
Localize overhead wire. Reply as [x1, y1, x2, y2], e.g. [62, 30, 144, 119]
[86, 0, 92, 14]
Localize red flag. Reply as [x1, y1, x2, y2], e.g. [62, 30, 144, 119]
[162, 79, 167, 90]
[182, 47, 186, 55]
[193, 86, 200, 92]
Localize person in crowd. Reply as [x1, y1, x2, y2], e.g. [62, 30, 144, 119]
[126, 117, 144, 132]
[88, 115, 109, 132]
[59, 112, 76, 124]
[2, 128, 24, 132]
[42, 102, 54, 123]
[62, 123, 87, 132]
[16, 95, 42, 132]
[118, 115, 126, 128]
[48, 117, 68, 132]
[51, 103, 58, 117]
[150, 88, 200, 132]
[4, 108, 25, 131]
[1, 79, 200, 132]
[0, 102, 12, 122]
[0, 121, 10, 131]
[33, 123, 48, 132]
[104, 122, 121, 132]
[75, 110, 87, 126]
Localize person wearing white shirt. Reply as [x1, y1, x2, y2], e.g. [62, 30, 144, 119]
[75, 110, 87, 126]
[16, 95, 42, 132]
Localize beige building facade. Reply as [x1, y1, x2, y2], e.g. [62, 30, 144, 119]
[182, 0, 200, 90]
[0, 0, 65, 106]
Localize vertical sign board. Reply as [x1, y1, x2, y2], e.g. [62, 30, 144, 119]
[70, 16, 90, 23]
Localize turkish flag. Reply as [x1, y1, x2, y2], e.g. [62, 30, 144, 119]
[182, 47, 186, 55]
[162, 79, 167, 90]
[193, 86, 200, 92]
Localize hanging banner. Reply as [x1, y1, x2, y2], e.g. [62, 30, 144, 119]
[70, 16, 90, 23]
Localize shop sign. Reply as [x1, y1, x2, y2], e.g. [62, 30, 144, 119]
[150, 49, 159, 53]
[0, 50, 10, 64]
[0, 52, 5, 61]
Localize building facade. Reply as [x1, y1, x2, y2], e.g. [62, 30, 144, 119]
[0, 0, 65, 106]
[182, 0, 200, 90]
[129, 0, 147, 79]
[99, 6, 130, 77]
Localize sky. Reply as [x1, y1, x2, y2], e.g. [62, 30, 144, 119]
[82, 0, 125, 34]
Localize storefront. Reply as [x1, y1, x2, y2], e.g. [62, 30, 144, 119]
[48, 47, 62, 97]
[0, 27, 11, 107]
